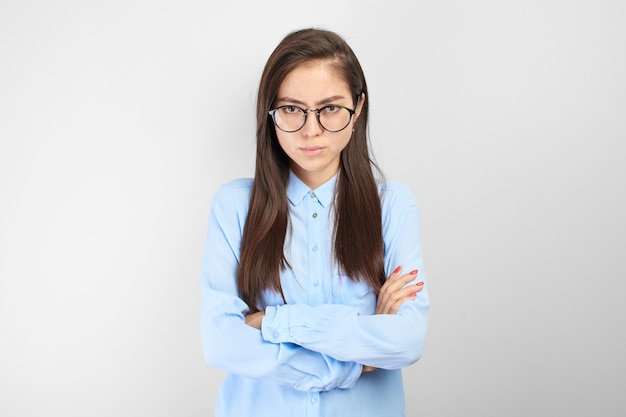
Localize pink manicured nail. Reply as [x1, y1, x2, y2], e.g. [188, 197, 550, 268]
[409, 293, 417, 297]
[416, 282, 424, 286]
[393, 266, 402, 274]
[410, 269, 418, 275]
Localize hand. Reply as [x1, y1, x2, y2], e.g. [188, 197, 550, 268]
[375, 266, 424, 315]
[245, 311, 265, 330]
[363, 267, 424, 374]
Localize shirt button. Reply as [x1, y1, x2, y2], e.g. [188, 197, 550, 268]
[312, 246, 318, 252]
[312, 213, 318, 219]
[311, 397, 318, 404]
[310, 193, 316, 199]
[313, 280, 319, 287]
[272, 331, 279, 339]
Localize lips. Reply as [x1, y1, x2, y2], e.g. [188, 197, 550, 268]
[300, 146, 325, 157]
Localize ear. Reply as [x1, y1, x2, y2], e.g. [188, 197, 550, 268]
[354, 93, 365, 122]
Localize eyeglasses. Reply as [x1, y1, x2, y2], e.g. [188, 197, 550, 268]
[268, 104, 356, 133]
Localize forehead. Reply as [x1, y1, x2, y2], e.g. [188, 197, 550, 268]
[277, 61, 351, 102]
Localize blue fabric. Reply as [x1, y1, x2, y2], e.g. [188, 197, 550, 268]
[201, 171, 429, 417]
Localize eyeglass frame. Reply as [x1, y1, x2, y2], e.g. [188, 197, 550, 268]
[268, 100, 359, 133]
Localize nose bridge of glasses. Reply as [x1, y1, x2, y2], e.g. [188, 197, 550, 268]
[301, 107, 324, 131]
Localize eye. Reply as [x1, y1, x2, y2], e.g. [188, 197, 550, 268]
[281, 105, 300, 114]
[322, 105, 340, 114]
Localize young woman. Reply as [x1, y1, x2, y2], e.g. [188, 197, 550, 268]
[201, 28, 429, 417]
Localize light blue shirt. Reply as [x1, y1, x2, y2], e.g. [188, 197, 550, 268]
[201, 172, 429, 417]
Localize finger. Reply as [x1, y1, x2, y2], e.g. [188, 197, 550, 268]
[382, 294, 410, 314]
[377, 288, 412, 315]
[387, 292, 418, 314]
[385, 266, 402, 282]
[383, 269, 417, 291]
[401, 281, 425, 296]
[382, 282, 425, 314]
[380, 270, 418, 298]
[376, 270, 420, 314]
[386, 298, 410, 314]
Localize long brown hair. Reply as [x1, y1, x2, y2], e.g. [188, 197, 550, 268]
[237, 28, 385, 312]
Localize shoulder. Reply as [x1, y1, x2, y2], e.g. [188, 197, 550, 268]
[216, 178, 253, 196]
[378, 180, 419, 209]
[222, 177, 254, 190]
[211, 178, 253, 212]
[378, 180, 423, 237]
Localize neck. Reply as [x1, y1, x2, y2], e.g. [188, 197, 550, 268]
[291, 167, 338, 189]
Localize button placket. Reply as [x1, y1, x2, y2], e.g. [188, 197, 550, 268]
[306, 190, 323, 305]
[307, 392, 320, 416]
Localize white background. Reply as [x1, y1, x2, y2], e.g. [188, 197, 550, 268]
[1, 1, 625, 416]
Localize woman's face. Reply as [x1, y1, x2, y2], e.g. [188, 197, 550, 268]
[273, 60, 363, 189]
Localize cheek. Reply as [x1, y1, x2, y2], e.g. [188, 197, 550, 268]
[275, 132, 290, 153]
[335, 132, 352, 152]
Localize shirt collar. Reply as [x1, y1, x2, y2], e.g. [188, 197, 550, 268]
[286, 171, 337, 208]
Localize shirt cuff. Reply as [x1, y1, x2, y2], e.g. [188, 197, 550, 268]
[261, 305, 290, 343]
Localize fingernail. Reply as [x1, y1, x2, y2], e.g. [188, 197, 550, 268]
[410, 269, 418, 275]
[416, 282, 424, 286]
[409, 293, 417, 297]
[393, 266, 401, 274]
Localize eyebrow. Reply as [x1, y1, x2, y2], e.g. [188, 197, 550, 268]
[275, 95, 348, 107]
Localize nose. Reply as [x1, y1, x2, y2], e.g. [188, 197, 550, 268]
[300, 111, 323, 137]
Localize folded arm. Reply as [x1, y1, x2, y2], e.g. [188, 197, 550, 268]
[200, 182, 362, 391]
[260, 182, 430, 369]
